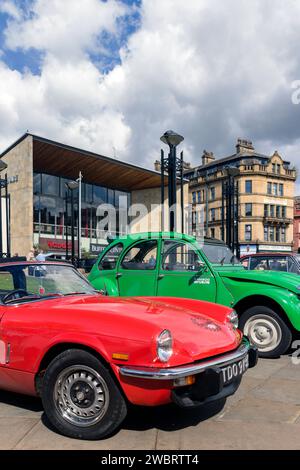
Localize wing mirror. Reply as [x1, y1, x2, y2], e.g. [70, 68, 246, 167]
[197, 261, 208, 273]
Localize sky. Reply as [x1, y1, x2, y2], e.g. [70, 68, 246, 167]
[0, 0, 300, 190]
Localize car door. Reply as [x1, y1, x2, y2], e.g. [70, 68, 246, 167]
[156, 239, 217, 302]
[117, 239, 159, 296]
[90, 242, 123, 295]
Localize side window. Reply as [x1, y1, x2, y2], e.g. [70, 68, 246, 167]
[162, 241, 202, 272]
[121, 240, 158, 270]
[99, 243, 123, 271]
[288, 258, 298, 274]
[250, 257, 269, 270]
[269, 257, 288, 272]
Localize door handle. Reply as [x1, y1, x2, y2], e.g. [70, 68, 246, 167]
[116, 273, 122, 279]
[157, 274, 164, 280]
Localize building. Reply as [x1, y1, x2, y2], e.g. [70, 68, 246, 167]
[293, 196, 300, 253]
[0, 133, 188, 257]
[185, 139, 297, 256]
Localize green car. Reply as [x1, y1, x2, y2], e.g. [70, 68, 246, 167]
[89, 232, 300, 358]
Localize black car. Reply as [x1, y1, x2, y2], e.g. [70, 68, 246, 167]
[240, 252, 300, 274]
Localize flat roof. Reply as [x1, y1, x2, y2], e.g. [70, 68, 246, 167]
[0, 133, 172, 191]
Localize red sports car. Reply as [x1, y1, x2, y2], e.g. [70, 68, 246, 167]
[0, 260, 257, 440]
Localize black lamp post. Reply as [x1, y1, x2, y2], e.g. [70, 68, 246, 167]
[65, 180, 79, 265]
[0, 160, 10, 257]
[221, 166, 240, 258]
[160, 130, 184, 233]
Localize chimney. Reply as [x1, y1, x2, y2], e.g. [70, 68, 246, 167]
[202, 150, 215, 166]
[236, 139, 254, 154]
[154, 160, 161, 172]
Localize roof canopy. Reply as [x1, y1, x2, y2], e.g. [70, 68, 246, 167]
[1, 133, 169, 191]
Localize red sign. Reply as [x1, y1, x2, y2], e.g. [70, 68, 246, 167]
[39, 237, 75, 253]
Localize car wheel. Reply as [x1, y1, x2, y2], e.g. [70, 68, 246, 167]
[239, 306, 292, 358]
[41, 349, 127, 440]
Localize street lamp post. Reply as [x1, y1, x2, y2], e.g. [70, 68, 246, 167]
[65, 180, 79, 265]
[222, 166, 240, 258]
[160, 130, 184, 233]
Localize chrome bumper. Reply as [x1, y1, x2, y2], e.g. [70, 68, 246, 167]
[119, 337, 256, 381]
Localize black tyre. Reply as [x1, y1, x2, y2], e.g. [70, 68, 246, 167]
[41, 349, 127, 440]
[239, 306, 292, 358]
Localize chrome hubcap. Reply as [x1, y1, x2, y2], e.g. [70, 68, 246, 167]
[54, 365, 109, 427]
[243, 314, 282, 352]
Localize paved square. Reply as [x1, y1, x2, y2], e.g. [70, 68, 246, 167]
[1, 355, 300, 450]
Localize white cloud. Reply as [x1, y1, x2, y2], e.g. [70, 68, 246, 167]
[0, 0, 300, 191]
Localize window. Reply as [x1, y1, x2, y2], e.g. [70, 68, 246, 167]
[277, 164, 281, 174]
[245, 180, 252, 194]
[162, 241, 202, 272]
[84, 184, 93, 203]
[273, 183, 278, 196]
[250, 257, 269, 271]
[270, 205, 275, 217]
[267, 182, 272, 195]
[288, 258, 298, 273]
[192, 192, 196, 204]
[107, 189, 115, 205]
[245, 203, 252, 217]
[211, 228, 215, 238]
[33, 173, 41, 194]
[264, 225, 269, 241]
[94, 186, 107, 205]
[269, 226, 275, 242]
[279, 184, 284, 196]
[99, 243, 123, 270]
[245, 225, 252, 241]
[0, 270, 15, 292]
[210, 208, 216, 222]
[269, 257, 288, 272]
[121, 240, 158, 270]
[281, 226, 286, 242]
[272, 163, 276, 173]
[282, 206, 287, 218]
[276, 206, 281, 219]
[197, 191, 201, 203]
[41, 174, 60, 196]
[264, 205, 269, 217]
[210, 187, 216, 201]
[276, 226, 280, 242]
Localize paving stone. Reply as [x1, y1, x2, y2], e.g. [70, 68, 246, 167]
[0, 418, 39, 450]
[272, 363, 300, 381]
[216, 396, 300, 423]
[157, 421, 300, 450]
[15, 420, 157, 450]
[246, 356, 289, 380]
[252, 378, 300, 405]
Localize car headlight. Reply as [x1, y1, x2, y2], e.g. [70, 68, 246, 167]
[227, 310, 239, 329]
[157, 329, 173, 362]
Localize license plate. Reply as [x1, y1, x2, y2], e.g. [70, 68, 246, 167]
[221, 355, 249, 385]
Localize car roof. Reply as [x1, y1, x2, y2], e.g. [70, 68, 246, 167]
[107, 232, 226, 246]
[240, 253, 294, 259]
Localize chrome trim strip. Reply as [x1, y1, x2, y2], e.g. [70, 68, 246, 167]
[120, 338, 250, 380]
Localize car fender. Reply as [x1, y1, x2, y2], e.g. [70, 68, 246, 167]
[233, 286, 300, 330]
[89, 275, 119, 296]
[34, 332, 113, 373]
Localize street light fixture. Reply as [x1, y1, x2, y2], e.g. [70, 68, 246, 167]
[160, 130, 184, 233]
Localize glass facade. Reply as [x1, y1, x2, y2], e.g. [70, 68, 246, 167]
[33, 173, 131, 249]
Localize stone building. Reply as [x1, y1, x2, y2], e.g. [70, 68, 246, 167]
[185, 139, 297, 256]
[293, 196, 300, 253]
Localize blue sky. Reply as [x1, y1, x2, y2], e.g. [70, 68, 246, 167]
[0, 0, 142, 75]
